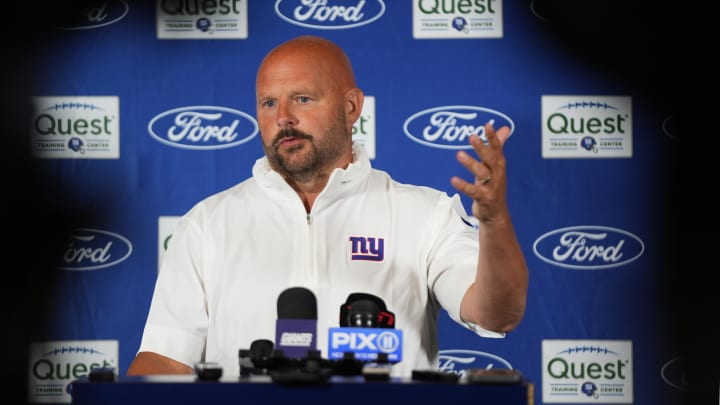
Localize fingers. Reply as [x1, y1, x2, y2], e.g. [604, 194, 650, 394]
[450, 122, 508, 195]
[473, 122, 509, 162]
[492, 124, 511, 146]
[464, 122, 508, 173]
[455, 149, 491, 183]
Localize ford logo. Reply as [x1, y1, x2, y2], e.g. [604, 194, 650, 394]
[438, 349, 513, 378]
[403, 105, 514, 150]
[148, 106, 258, 150]
[59, 228, 132, 271]
[57, 0, 129, 30]
[533, 225, 644, 270]
[661, 356, 688, 391]
[275, 0, 385, 29]
[662, 115, 675, 140]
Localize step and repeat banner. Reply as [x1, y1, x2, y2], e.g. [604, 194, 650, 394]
[20, 1, 681, 404]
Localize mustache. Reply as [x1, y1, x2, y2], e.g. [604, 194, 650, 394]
[272, 128, 312, 148]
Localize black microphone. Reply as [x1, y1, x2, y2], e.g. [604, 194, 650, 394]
[339, 292, 395, 328]
[275, 286, 317, 359]
[347, 299, 379, 327]
[238, 339, 275, 376]
[329, 293, 403, 365]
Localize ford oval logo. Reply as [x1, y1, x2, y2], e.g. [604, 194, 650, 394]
[57, 0, 129, 30]
[148, 106, 258, 150]
[438, 349, 513, 378]
[661, 356, 688, 391]
[403, 105, 514, 150]
[662, 114, 675, 140]
[59, 228, 133, 271]
[275, 0, 385, 29]
[533, 225, 644, 270]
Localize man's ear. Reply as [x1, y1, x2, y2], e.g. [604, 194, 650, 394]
[345, 88, 364, 124]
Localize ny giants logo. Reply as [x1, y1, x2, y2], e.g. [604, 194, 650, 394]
[349, 236, 384, 261]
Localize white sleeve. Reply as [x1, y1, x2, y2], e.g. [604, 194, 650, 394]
[427, 193, 506, 338]
[136, 211, 209, 367]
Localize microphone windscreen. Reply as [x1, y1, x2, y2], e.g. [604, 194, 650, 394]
[339, 292, 395, 328]
[347, 299, 379, 327]
[345, 292, 387, 311]
[277, 287, 317, 319]
[249, 339, 274, 358]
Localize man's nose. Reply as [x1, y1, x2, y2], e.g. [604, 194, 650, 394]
[276, 102, 297, 128]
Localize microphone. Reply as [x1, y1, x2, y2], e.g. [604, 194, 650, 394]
[328, 293, 403, 365]
[347, 299, 379, 327]
[275, 286, 318, 359]
[238, 339, 275, 376]
[339, 292, 395, 328]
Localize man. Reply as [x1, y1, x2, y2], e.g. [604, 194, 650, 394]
[127, 35, 528, 377]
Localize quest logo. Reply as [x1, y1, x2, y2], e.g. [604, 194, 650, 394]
[148, 106, 258, 150]
[403, 105, 513, 150]
[533, 225, 644, 270]
[542, 340, 633, 403]
[541, 95, 633, 158]
[156, 0, 248, 39]
[58, 228, 132, 271]
[158, 216, 181, 273]
[275, 0, 385, 29]
[55, 0, 129, 30]
[31, 96, 120, 159]
[438, 349, 513, 378]
[28, 340, 118, 404]
[413, 0, 503, 39]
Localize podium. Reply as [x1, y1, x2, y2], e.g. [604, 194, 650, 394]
[69, 375, 534, 404]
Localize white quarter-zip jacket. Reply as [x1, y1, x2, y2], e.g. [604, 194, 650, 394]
[137, 143, 503, 378]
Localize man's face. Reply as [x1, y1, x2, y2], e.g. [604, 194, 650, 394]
[255, 53, 350, 181]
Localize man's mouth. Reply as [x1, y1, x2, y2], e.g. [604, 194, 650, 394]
[276, 137, 304, 149]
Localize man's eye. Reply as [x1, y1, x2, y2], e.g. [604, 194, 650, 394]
[297, 96, 310, 104]
[263, 100, 276, 108]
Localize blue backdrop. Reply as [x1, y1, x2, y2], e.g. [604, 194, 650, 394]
[14, 1, 687, 404]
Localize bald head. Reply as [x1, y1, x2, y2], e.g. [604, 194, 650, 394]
[256, 35, 357, 93]
[254, 35, 364, 184]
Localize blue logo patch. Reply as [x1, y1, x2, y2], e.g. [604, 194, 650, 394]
[349, 236, 384, 261]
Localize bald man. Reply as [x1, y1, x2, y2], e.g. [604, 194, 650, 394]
[127, 35, 528, 377]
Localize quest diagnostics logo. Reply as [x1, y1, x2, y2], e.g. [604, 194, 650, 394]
[274, 0, 385, 29]
[533, 225, 644, 270]
[156, 0, 248, 39]
[413, 0, 503, 39]
[403, 105, 513, 150]
[28, 340, 118, 404]
[31, 96, 120, 159]
[542, 340, 633, 403]
[542, 95, 632, 158]
[352, 95, 376, 159]
[148, 106, 258, 150]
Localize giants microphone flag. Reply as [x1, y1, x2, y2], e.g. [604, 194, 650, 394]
[275, 287, 317, 359]
[328, 293, 403, 362]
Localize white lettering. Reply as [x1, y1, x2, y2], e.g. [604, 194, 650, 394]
[279, 332, 313, 347]
[293, 0, 366, 22]
[167, 112, 239, 143]
[422, 111, 487, 142]
[552, 231, 625, 263]
[63, 236, 112, 265]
